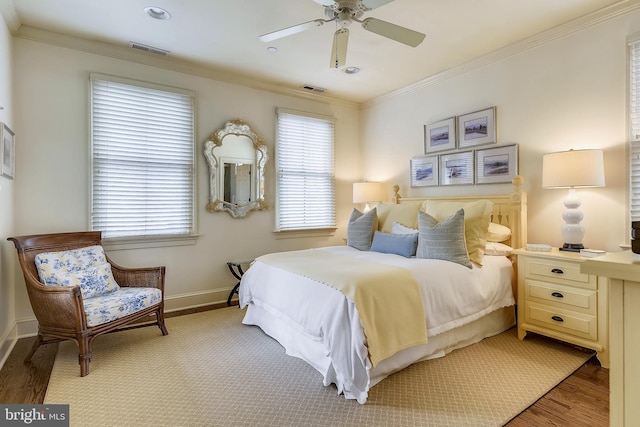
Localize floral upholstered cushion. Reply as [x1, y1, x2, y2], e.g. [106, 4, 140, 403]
[35, 245, 120, 299]
[83, 288, 162, 327]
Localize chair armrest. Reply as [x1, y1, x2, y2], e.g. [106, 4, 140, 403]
[108, 259, 166, 291]
[24, 275, 87, 330]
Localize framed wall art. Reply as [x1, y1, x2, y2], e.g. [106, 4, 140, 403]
[475, 144, 518, 184]
[0, 122, 15, 179]
[457, 107, 496, 148]
[439, 151, 474, 186]
[424, 117, 456, 153]
[410, 155, 439, 187]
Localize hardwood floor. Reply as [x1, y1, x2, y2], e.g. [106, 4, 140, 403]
[0, 308, 609, 426]
[505, 356, 609, 426]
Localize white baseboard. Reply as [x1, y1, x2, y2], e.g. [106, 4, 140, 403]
[0, 324, 18, 373]
[164, 288, 235, 313]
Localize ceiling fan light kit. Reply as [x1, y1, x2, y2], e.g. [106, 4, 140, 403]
[259, 0, 425, 69]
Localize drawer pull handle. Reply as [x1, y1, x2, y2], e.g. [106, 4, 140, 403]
[551, 268, 564, 275]
[551, 292, 564, 298]
[551, 315, 564, 322]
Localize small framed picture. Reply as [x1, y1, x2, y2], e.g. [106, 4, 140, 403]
[411, 156, 439, 187]
[475, 144, 518, 184]
[457, 107, 496, 148]
[0, 123, 15, 179]
[424, 117, 456, 153]
[439, 151, 474, 186]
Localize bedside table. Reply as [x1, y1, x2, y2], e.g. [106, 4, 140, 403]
[513, 248, 608, 367]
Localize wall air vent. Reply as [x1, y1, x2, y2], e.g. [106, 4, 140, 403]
[129, 42, 170, 56]
[300, 84, 326, 93]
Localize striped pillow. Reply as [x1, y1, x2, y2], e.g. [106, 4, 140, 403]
[347, 207, 378, 251]
[416, 209, 472, 268]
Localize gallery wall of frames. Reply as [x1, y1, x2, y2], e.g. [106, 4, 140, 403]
[411, 106, 518, 187]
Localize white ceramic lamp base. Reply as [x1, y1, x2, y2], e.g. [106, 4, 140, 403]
[560, 189, 585, 252]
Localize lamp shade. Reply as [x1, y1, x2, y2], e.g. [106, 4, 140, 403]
[353, 182, 381, 203]
[542, 149, 605, 189]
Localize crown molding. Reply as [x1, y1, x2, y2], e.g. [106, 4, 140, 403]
[10, 0, 640, 111]
[0, 1, 20, 33]
[362, 0, 640, 110]
[12, 25, 358, 110]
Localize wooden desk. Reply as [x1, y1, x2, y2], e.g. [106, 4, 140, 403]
[581, 250, 640, 427]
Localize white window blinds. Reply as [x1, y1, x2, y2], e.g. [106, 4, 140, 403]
[90, 74, 195, 239]
[275, 109, 336, 231]
[630, 39, 640, 221]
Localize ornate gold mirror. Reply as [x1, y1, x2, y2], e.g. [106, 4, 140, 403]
[204, 119, 268, 218]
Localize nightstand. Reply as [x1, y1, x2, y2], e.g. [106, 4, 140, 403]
[513, 248, 608, 367]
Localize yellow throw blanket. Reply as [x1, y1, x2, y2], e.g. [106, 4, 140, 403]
[257, 249, 428, 367]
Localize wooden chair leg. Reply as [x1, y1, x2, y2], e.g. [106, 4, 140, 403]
[78, 336, 92, 377]
[157, 308, 168, 336]
[24, 334, 43, 362]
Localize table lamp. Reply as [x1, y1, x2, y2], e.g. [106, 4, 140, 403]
[353, 182, 381, 212]
[542, 149, 605, 252]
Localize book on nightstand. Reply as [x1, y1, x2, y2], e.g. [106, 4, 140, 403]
[525, 243, 552, 252]
[580, 249, 606, 258]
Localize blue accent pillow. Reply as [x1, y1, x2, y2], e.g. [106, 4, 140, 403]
[370, 231, 418, 258]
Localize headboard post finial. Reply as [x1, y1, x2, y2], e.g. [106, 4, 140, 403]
[512, 175, 524, 195]
[392, 185, 401, 204]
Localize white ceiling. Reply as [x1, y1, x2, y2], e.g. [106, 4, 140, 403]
[2, 0, 627, 103]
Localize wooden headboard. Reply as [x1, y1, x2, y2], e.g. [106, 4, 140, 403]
[392, 176, 527, 299]
[391, 175, 528, 251]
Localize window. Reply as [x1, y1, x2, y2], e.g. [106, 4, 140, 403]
[630, 38, 640, 222]
[90, 74, 195, 240]
[275, 108, 336, 231]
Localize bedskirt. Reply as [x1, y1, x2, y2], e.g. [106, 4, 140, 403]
[241, 302, 515, 402]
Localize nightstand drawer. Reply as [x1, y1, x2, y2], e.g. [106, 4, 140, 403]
[524, 257, 596, 289]
[525, 279, 597, 314]
[525, 303, 597, 341]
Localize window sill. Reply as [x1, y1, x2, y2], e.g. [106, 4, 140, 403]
[102, 234, 200, 251]
[272, 228, 337, 239]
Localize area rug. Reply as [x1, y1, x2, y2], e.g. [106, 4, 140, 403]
[44, 307, 593, 426]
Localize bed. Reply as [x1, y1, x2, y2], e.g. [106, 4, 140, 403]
[239, 177, 527, 403]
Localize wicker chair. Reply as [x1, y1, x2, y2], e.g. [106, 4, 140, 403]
[8, 231, 168, 376]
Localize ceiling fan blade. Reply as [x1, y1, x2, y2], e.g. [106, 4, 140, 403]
[359, 0, 395, 11]
[259, 19, 326, 43]
[313, 0, 336, 6]
[329, 28, 349, 69]
[361, 17, 425, 47]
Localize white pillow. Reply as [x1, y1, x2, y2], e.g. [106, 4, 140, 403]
[485, 242, 514, 256]
[391, 221, 418, 235]
[487, 222, 512, 243]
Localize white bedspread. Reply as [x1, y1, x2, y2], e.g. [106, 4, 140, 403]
[239, 246, 514, 403]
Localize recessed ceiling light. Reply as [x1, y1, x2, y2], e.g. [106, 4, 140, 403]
[144, 6, 171, 20]
[267, 46, 278, 53]
[343, 66, 360, 74]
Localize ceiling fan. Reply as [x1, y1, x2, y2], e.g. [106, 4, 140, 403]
[259, 0, 426, 69]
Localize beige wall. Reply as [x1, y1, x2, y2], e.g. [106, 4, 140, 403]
[361, 9, 638, 253]
[9, 38, 362, 334]
[0, 6, 15, 367]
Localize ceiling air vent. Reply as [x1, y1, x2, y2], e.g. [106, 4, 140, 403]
[129, 42, 170, 56]
[300, 84, 326, 93]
